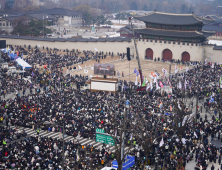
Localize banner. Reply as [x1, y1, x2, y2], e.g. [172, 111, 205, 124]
[94, 63, 115, 76]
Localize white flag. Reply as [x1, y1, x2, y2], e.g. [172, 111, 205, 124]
[175, 64, 178, 73]
[91, 67, 94, 70]
[162, 68, 167, 73]
[78, 65, 82, 69]
[194, 132, 198, 138]
[146, 82, 149, 90]
[130, 133, 133, 140]
[178, 81, 182, 89]
[205, 58, 207, 64]
[150, 81, 153, 90]
[186, 67, 189, 72]
[135, 76, 138, 86]
[182, 138, 186, 144]
[159, 137, 164, 147]
[145, 77, 148, 84]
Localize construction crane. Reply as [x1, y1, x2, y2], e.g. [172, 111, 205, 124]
[129, 17, 145, 90]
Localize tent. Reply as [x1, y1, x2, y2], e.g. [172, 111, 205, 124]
[1, 48, 11, 53]
[15, 57, 32, 69]
[9, 53, 18, 61]
[112, 155, 135, 170]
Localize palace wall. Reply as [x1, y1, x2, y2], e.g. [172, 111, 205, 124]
[202, 45, 222, 63]
[136, 39, 203, 62]
[0, 36, 221, 62]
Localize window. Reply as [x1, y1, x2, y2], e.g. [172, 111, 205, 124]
[62, 16, 64, 18]
[168, 41, 171, 44]
[183, 43, 185, 45]
[3, 23, 5, 26]
[178, 42, 180, 45]
[0, 23, 2, 26]
[173, 42, 175, 44]
[6, 23, 8, 26]
[164, 41, 166, 43]
[155, 40, 157, 43]
[159, 41, 162, 43]
[187, 43, 189, 46]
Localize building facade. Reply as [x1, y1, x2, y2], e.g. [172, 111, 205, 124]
[134, 11, 214, 61]
[0, 8, 83, 33]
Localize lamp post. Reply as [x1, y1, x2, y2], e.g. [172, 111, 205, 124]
[62, 120, 65, 170]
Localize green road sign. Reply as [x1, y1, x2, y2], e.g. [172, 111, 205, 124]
[96, 133, 115, 145]
[96, 128, 105, 133]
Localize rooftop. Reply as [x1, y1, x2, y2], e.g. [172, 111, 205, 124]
[202, 25, 222, 32]
[0, 35, 131, 42]
[134, 11, 214, 25]
[134, 28, 206, 38]
[29, 8, 83, 16]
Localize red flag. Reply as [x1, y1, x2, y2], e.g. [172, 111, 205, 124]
[17, 51, 19, 56]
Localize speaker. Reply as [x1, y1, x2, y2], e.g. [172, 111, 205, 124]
[104, 75, 106, 78]
[0, 40, 6, 49]
[127, 47, 131, 61]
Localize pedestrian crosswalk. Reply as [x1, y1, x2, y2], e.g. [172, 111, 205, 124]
[8, 126, 134, 153]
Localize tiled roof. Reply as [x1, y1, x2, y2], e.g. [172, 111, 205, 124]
[202, 25, 222, 32]
[27, 14, 55, 21]
[0, 35, 131, 42]
[30, 8, 83, 16]
[213, 45, 222, 50]
[134, 11, 214, 25]
[134, 28, 205, 38]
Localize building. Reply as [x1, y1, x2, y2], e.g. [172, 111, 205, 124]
[203, 15, 222, 37]
[134, 11, 214, 61]
[0, 8, 83, 32]
[30, 8, 83, 27]
[0, 0, 5, 11]
[6, 0, 14, 8]
[118, 24, 138, 38]
[0, 12, 28, 33]
[216, 6, 222, 17]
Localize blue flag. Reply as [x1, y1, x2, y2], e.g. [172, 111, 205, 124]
[134, 68, 139, 76]
[22, 53, 23, 59]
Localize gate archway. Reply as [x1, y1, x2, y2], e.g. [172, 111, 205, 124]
[181, 52, 190, 62]
[162, 49, 172, 61]
[145, 48, 153, 60]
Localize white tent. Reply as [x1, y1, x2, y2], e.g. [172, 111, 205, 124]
[15, 57, 32, 69]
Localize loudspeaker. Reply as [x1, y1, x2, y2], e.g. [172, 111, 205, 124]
[127, 47, 131, 61]
[0, 40, 6, 49]
[104, 75, 106, 78]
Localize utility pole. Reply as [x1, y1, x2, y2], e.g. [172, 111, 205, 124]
[43, 14, 44, 38]
[62, 120, 65, 170]
[45, 15, 48, 37]
[195, 69, 199, 123]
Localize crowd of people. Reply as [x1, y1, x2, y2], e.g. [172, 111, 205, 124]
[0, 46, 222, 170]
